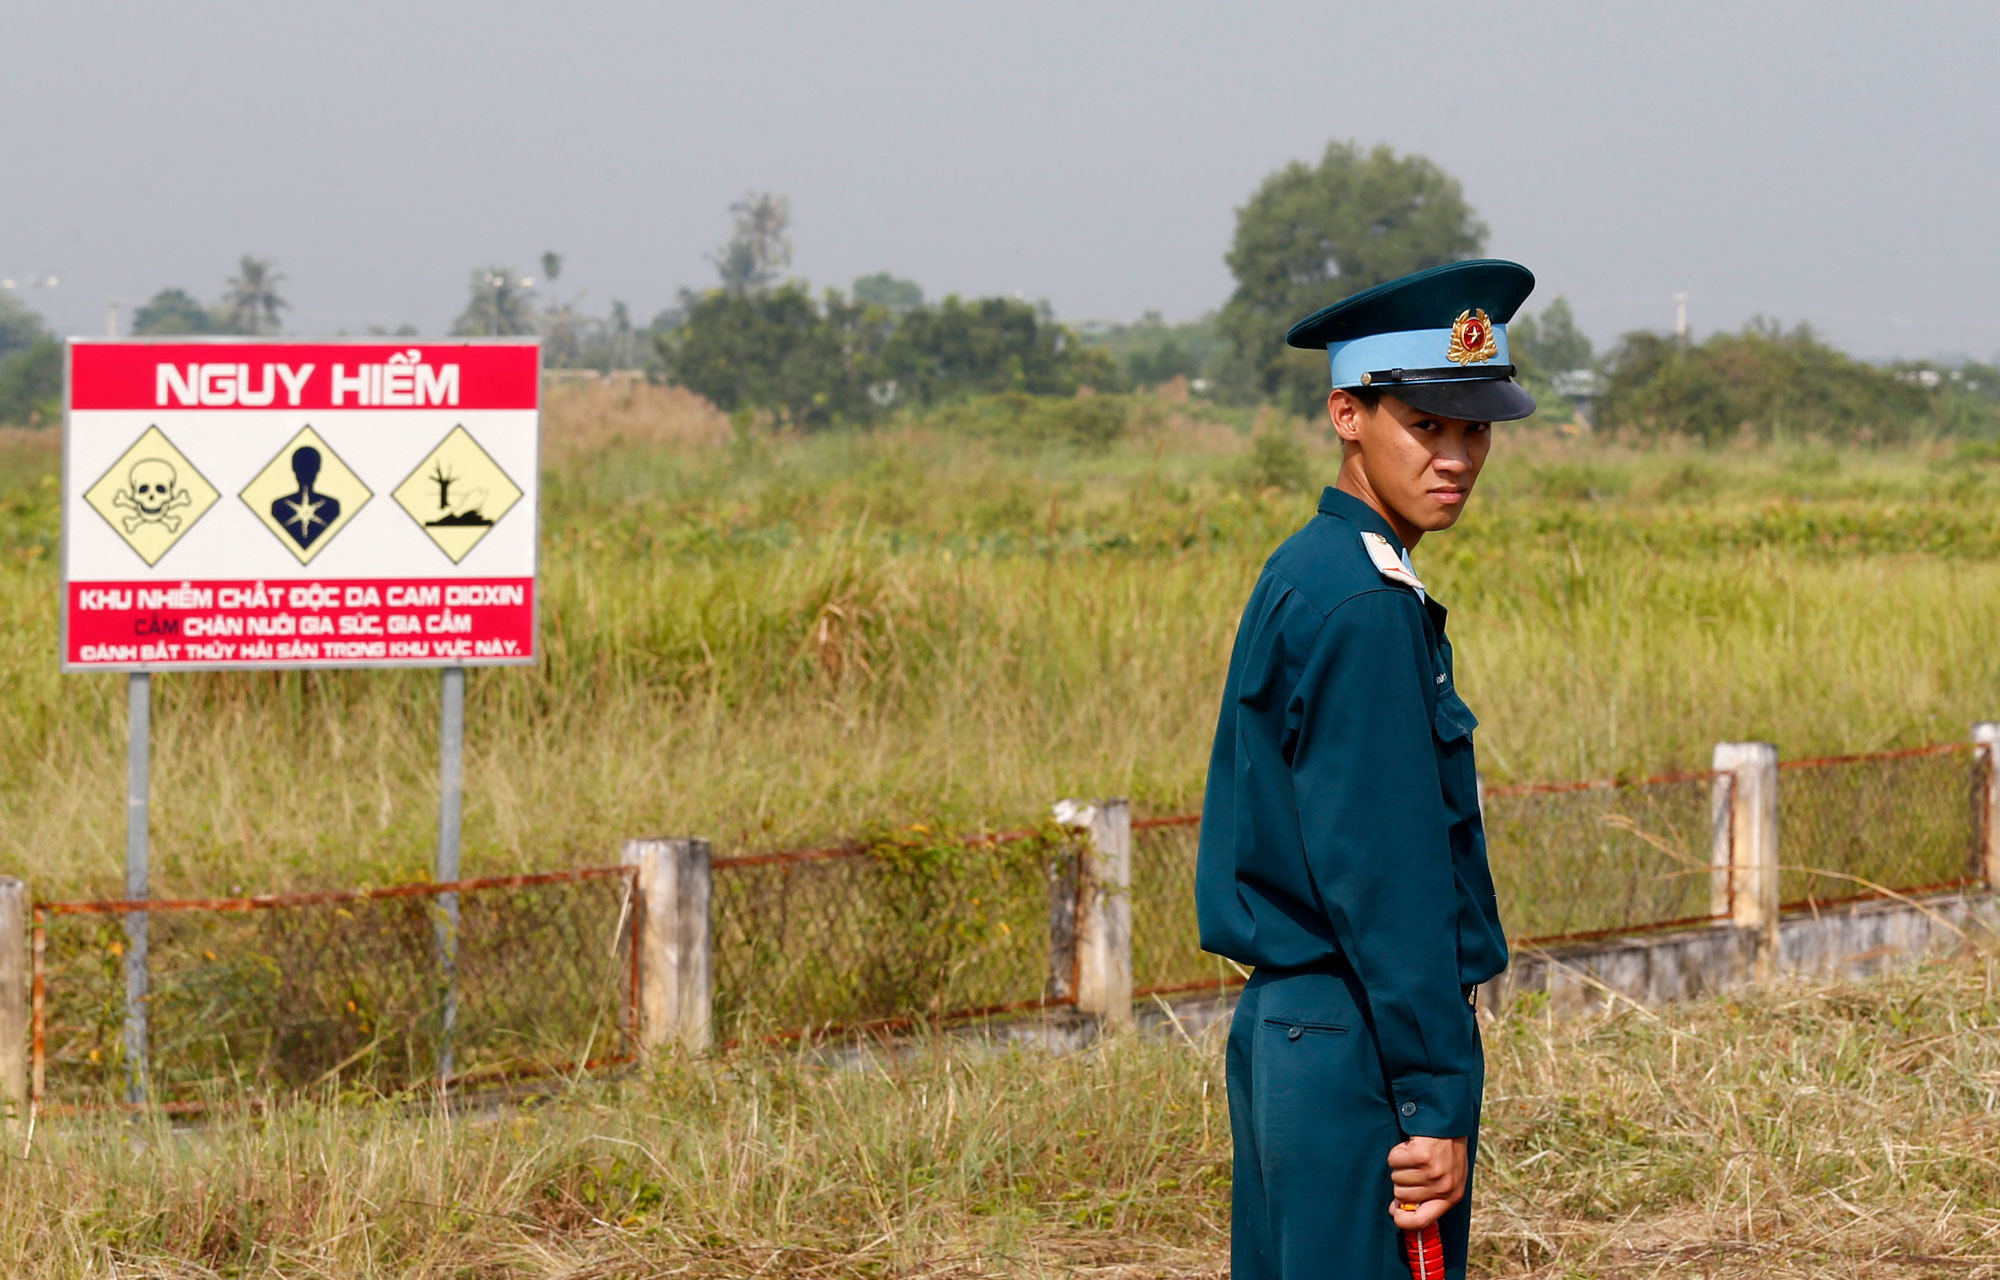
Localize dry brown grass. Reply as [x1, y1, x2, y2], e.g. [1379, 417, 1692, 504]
[540, 379, 733, 464]
[9, 955, 2000, 1277]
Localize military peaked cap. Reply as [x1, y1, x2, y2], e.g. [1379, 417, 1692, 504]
[1287, 259, 1538, 422]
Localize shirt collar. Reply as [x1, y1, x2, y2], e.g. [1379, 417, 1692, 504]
[1316, 486, 1406, 555]
[1317, 486, 1450, 630]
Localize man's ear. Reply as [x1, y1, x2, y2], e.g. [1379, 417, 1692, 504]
[1327, 389, 1365, 443]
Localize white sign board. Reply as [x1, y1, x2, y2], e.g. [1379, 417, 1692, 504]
[62, 339, 540, 670]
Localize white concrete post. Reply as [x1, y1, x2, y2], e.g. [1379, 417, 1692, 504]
[1708, 763, 1734, 921]
[1974, 724, 2000, 889]
[0, 878, 26, 1128]
[1055, 798, 1133, 1031]
[1714, 742, 1780, 975]
[620, 838, 713, 1055]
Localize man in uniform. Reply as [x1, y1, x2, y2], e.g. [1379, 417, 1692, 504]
[1195, 259, 1535, 1279]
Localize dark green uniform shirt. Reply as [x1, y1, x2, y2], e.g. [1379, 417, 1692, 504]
[1196, 487, 1507, 1137]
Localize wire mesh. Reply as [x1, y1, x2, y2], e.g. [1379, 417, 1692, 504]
[27, 743, 1987, 1110]
[1130, 815, 1239, 995]
[33, 870, 636, 1110]
[1485, 772, 1729, 944]
[1778, 744, 1979, 908]
[709, 833, 1061, 1042]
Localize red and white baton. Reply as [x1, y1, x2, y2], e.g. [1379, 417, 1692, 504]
[1401, 1217, 1444, 1280]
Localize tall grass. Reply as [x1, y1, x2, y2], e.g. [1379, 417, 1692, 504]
[8, 954, 2000, 1276]
[3, 389, 1997, 898]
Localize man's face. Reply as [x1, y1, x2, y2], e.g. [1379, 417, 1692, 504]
[1330, 391, 1491, 539]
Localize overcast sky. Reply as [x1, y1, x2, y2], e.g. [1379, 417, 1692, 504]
[4, 1, 1995, 359]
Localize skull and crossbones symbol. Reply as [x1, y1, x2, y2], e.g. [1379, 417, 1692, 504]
[113, 458, 193, 533]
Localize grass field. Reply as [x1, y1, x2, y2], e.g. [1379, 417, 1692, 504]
[8, 952, 2000, 1277]
[3, 385, 1999, 900]
[7, 386, 2000, 1275]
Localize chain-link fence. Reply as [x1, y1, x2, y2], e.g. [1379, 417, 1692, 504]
[1130, 815, 1239, 997]
[708, 830, 1066, 1044]
[23, 742, 1994, 1111]
[1486, 770, 1730, 944]
[1130, 769, 1737, 990]
[33, 868, 637, 1111]
[1778, 744, 1981, 908]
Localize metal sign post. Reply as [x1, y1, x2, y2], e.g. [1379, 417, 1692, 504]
[435, 666, 465, 1083]
[123, 671, 150, 1106]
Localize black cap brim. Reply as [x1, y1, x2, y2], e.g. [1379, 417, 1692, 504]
[1383, 378, 1537, 423]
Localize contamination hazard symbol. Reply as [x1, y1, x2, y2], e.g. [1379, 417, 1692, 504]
[390, 425, 523, 564]
[238, 426, 371, 565]
[82, 426, 221, 566]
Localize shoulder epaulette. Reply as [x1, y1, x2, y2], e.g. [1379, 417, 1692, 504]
[1360, 531, 1425, 593]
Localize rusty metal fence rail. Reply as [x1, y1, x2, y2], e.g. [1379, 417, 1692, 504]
[32, 868, 638, 1112]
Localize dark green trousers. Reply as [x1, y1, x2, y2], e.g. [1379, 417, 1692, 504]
[1227, 966, 1481, 1280]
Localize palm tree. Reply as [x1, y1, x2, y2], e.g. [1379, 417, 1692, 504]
[221, 256, 289, 335]
[707, 192, 792, 295]
[734, 193, 791, 276]
[450, 267, 537, 336]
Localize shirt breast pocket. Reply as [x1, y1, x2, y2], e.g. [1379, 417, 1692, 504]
[1433, 688, 1480, 816]
[1433, 689, 1478, 743]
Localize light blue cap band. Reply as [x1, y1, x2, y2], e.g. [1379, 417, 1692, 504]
[1325, 324, 1511, 388]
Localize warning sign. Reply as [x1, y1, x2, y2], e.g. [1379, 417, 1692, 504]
[61, 339, 540, 670]
[238, 426, 372, 565]
[80, 426, 221, 566]
[390, 426, 524, 564]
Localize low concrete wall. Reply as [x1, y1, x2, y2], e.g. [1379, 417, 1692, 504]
[808, 891, 1999, 1070]
[1491, 889, 1999, 1016]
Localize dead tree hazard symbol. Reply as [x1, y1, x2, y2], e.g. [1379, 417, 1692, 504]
[391, 426, 523, 563]
[423, 459, 492, 531]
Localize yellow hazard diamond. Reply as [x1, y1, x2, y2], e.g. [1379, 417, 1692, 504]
[239, 426, 371, 565]
[391, 425, 523, 564]
[82, 426, 221, 567]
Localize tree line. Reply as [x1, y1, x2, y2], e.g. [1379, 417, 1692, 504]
[644, 145, 1998, 441]
[4, 144, 1994, 440]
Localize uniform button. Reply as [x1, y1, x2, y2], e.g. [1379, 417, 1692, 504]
[1400, 1102, 1417, 1117]
[1287, 1025, 1302, 1041]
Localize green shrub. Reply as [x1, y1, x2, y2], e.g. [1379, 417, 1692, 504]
[1237, 425, 1312, 493]
[1596, 322, 1936, 443]
[1530, 461, 1630, 502]
[0, 340, 61, 427]
[921, 392, 1129, 453]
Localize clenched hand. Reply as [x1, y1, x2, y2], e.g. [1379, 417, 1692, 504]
[1387, 1135, 1468, 1229]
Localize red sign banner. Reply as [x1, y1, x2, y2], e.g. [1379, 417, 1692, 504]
[68, 343, 540, 412]
[65, 577, 535, 668]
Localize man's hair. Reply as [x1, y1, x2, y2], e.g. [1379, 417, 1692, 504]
[1332, 386, 1386, 413]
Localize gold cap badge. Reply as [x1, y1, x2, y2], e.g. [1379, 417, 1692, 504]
[1446, 309, 1498, 365]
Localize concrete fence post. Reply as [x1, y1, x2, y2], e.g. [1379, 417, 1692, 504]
[1974, 723, 2000, 889]
[0, 878, 25, 1128]
[1053, 798, 1133, 1032]
[620, 838, 713, 1055]
[1713, 742, 1781, 976]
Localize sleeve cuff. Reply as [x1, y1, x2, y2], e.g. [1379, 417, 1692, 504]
[1389, 1071, 1479, 1138]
